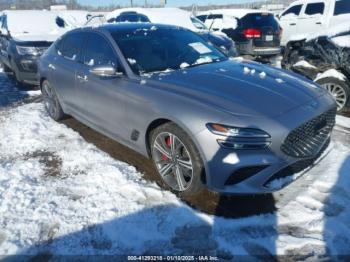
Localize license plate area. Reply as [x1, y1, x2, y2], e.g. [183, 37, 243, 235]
[265, 35, 273, 41]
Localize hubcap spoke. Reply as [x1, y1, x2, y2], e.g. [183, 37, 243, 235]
[154, 140, 172, 159]
[175, 165, 186, 191]
[177, 158, 193, 170]
[159, 163, 174, 177]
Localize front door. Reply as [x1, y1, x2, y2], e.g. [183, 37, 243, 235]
[75, 32, 129, 142]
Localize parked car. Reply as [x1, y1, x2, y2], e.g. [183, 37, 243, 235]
[105, 8, 237, 57]
[283, 23, 350, 113]
[197, 9, 282, 57]
[0, 10, 68, 85]
[39, 23, 336, 196]
[278, 0, 350, 46]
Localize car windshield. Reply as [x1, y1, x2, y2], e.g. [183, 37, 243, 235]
[111, 27, 227, 75]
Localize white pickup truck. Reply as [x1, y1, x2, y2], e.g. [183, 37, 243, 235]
[278, 0, 350, 46]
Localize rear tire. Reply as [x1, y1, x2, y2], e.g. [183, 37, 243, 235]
[315, 77, 349, 113]
[41, 80, 65, 121]
[150, 122, 205, 197]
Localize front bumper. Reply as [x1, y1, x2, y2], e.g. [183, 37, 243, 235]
[195, 94, 336, 194]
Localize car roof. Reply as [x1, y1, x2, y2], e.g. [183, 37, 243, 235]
[198, 9, 273, 19]
[79, 22, 186, 34]
[106, 8, 198, 31]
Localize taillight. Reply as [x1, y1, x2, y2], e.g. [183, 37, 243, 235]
[243, 28, 261, 38]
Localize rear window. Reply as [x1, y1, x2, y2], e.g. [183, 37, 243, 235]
[240, 13, 279, 29]
[281, 5, 302, 17]
[305, 2, 325, 15]
[197, 14, 223, 21]
[334, 0, 350, 15]
[116, 14, 150, 23]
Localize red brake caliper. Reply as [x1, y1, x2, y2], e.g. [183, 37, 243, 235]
[161, 136, 171, 161]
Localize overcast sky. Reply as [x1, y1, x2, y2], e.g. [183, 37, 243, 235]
[78, 0, 257, 7]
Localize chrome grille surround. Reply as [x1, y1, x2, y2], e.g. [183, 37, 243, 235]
[281, 108, 336, 158]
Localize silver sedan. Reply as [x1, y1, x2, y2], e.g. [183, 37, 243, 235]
[39, 23, 336, 196]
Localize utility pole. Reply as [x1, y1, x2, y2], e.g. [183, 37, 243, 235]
[130, 0, 133, 7]
[145, 0, 148, 7]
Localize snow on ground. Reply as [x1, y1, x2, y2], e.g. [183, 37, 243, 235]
[0, 73, 350, 258]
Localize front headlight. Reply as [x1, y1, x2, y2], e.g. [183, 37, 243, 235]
[207, 123, 271, 149]
[16, 46, 39, 56]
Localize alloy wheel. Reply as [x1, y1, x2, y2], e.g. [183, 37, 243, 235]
[322, 83, 347, 111]
[152, 132, 193, 192]
[42, 82, 57, 118]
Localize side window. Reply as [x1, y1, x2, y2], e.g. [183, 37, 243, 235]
[281, 5, 302, 17]
[59, 33, 85, 61]
[334, 0, 350, 15]
[196, 15, 206, 22]
[305, 2, 325, 15]
[83, 33, 118, 68]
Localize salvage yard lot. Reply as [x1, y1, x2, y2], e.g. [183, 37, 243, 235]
[0, 69, 350, 258]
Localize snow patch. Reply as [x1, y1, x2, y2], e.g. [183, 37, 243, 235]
[315, 69, 347, 82]
[293, 60, 317, 69]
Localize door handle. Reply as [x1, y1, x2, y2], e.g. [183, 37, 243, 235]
[77, 74, 88, 82]
[289, 23, 296, 26]
[316, 22, 322, 25]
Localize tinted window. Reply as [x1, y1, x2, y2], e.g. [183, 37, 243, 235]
[59, 33, 85, 61]
[240, 13, 279, 29]
[111, 27, 226, 75]
[84, 33, 117, 67]
[334, 0, 350, 15]
[196, 15, 206, 22]
[281, 5, 302, 17]
[305, 2, 325, 15]
[116, 14, 150, 23]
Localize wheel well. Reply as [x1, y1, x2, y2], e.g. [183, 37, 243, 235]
[145, 118, 171, 157]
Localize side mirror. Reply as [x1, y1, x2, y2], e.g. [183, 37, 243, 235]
[89, 65, 123, 77]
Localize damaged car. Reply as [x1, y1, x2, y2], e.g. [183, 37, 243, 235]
[0, 10, 69, 85]
[283, 23, 350, 112]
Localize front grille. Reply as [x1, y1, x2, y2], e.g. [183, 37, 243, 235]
[281, 108, 336, 158]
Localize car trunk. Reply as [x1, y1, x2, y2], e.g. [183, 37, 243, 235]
[240, 13, 280, 48]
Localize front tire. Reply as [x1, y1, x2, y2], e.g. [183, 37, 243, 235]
[315, 77, 349, 113]
[41, 80, 65, 121]
[150, 122, 205, 196]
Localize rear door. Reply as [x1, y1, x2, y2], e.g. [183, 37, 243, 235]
[279, 4, 303, 45]
[297, 1, 327, 36]
[75, 31, 128, 141]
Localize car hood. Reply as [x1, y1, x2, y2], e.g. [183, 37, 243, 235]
[145, 59, 327, 117]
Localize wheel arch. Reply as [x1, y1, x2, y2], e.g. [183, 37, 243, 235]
[144, 117, 208, 185]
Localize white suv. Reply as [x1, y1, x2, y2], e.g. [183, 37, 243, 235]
[279, 0, 350, 46]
